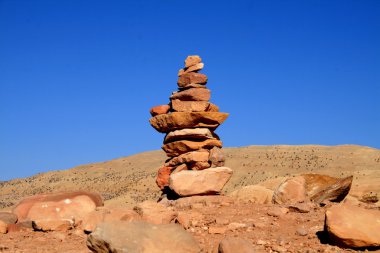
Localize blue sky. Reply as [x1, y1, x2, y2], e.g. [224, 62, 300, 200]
[0, 0, 379, 180]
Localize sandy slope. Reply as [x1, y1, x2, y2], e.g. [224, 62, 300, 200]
[1, 145, 379, 211]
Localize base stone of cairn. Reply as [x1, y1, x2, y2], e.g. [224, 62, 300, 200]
[149, 55, 232, 198]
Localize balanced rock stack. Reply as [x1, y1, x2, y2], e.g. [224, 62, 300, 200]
[149, 55, 233, 197]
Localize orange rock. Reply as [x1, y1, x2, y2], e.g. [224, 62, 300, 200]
[156, 166, 173, 190]
[178, 63, 204, 76]
[188, 161, 211, 170]
[150, 112, 229, 133]
[171, 88, 210, 101]
[272, 176, 307, 204]
[0, 220, 7, 234]
[12, 191, 103, 230]
[219, 237, 254, 253]
[133, 201, 177, 225]
[7, 221, 33, 233]
[209, 146, 225, 167]
[185, 55, 202, 68]
[171, 99, 209, 112]
[177, 73, 208, 88]
[206, 103, 220, 112]
[150, 104, 170, 116]
[32, 219, 73, 232]
[162, 139, 222, 157]
[325, 204, 380, 248]
[0, 212, 18, 224]
[165, 150, 210, 167]
[164, 128, 215, 143]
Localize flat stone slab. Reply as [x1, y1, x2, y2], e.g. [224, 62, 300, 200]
[150, 112, 229, 133]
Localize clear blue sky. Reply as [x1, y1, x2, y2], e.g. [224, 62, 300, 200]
[1, 0, 379, 181]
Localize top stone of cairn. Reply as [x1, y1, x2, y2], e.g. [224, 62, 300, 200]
[185, 55, 202, 68]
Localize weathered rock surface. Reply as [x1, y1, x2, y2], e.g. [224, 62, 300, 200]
[32, 219, 73, 232]
[166, 150, 210, 167]
[169, 167, 233, 196]
[170, 88, 210, 101]
[162, 139, 223, 157]
[133, 201, 177, 225]
[82, 208, 140, 233]
[0, 212, 18, 224]
[273, 176, 307, 204]
[206, 103, 219, 112]
[177, 73, 208, 88]
[165, 128, 215, 143]
[185, 55, 202, 68]
[178, 63, 204, 76]
[171, 100, 210, 112]
[303, 174, 353, 203]
[13, 191, 103, 228]
[325, 204, 380, 248]
[87, 221, 200, 253]
[188, 161, 211, 170]
[229, 185, 273, 204]
[149, 105, 170, 116]
[156, 166, 174, 189]
[150, 112, 229, 133]
[209, 147, 225, 167]
[218, 237, 255, 253]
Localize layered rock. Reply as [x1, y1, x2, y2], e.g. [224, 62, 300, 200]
[149, 55, 232, 197]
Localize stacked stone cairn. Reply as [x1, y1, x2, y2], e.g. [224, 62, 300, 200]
[149, 55, 233, 198]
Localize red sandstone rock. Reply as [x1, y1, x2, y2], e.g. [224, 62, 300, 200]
[171, 99, 209, 112]
[171, 88, 210, 101]
[156, 166, 173, 190]
[164, 128, 215, 143]
[178, 63, 204, 76]
[166, 150, 210, 167]
[219, 237, 255, 253]
[0, 212, 18, 224]
[162, 139, 222, 157]
[188, 161, 211, 170]
[185, 55, 202, 68]
[0, 220, 7, 234]
[133, 201, 177, 225]
[272, 176, 307, 204]
[150, 105, 170, 116]
[206, 103, 220, 112]
[209, 146, 225, 167]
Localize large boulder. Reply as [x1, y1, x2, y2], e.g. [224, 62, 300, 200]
[13, 191, 103, 229]
[170, 88, 210, 101]
[87, 221, 200, 253]
[162, 139, 222, 157]
[169, 167, 233, 196]
[149, 112, 229, 133]
[325, 204, 380, 248]
[164, 128, 216, 143]
[171, 100, 209, 112]
[273, 176, 307, 204]
[229, 185, 273, 204]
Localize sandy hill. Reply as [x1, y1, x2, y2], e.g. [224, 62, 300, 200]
[1, 145, 379, 210]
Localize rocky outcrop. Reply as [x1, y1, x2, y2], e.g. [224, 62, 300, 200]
[87, 221, 200, 253]
[325, 204, 380, 248]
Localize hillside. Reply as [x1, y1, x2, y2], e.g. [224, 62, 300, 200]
[1, 145, 379, 210]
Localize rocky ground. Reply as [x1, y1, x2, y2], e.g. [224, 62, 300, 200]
[0, 200, 379, 253]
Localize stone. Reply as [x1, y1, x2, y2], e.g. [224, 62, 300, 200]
[177, 73, 207, 88]
[166, 150, 210, 167]
[171, 88, 210, 101]
[172, 164, 188, 174]
[325, 204, 380, 248]
[171, 99, 210, 112]
[87, 221, 200, 253]
[178, 63, 204, 76]
[149, 105, 170, 116]
[209, 147, 225, 167]
[156, 166, 173, 190]
[83, 208, 140, 233]
[267, 207, 289, 217]
[169, 167, 233, 196]
[32, 219, 73, 232]
[272, 176, 307, 204]
[133, 201, 177, 225]
[288, 202, 315, 213]
[187, 161, 211, 170]
[185, 55, 202, 68]
[0, 220, 7, 234]
[7, 221, 33, 233]
[296, 227, 308, 236]
[162, 139, 223, 157]
[150, 112, 229, 133]
[13, 191, 103, 227]
[229, 185, 273, 204]
[0, 212, 18, 224]
[206, 103, 220, 112]
[303, 174, 353, 203]
[164, 128, 215, 143]
[218, 237, 254, 253]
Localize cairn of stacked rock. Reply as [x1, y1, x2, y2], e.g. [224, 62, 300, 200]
[149, 55, 233, 197]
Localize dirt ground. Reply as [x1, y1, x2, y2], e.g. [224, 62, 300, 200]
[1, 201, 379, 253]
